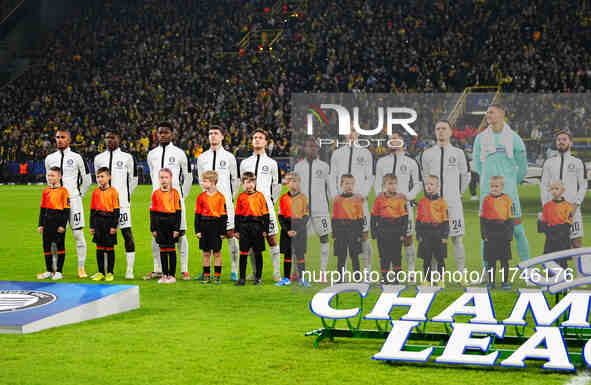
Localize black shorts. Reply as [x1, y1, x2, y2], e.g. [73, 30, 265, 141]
[484, 237, 511, 264]
[239, 222, 266, 253]
[155, 216, 179, 246]
[280, 228, 307, 256]
[333, 228, 361, 257]
[418, 232, 446, 260]
[92, 216, 117, 247]
[199, 221, 222, 252]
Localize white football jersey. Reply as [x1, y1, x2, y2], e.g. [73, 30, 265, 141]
[197, 146, 239, 200]
[329, 145, 373, 197]
[541, 152, 587, 205]
[45, 147, 91, 199]
[94, 148, 137, 207]
[421, 144, 470, 203]
[240, 151, 280, 203]
[374, 152, 422, 198]
[147, 143, 193, 199]
[294, 157, 331, 216]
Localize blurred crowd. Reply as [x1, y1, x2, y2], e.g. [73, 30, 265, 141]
[1, 0, 591, 166]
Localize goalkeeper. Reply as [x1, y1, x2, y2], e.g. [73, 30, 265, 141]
[473, 104, 530, 264]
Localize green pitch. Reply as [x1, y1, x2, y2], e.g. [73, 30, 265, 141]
[0, 184, 589, 385]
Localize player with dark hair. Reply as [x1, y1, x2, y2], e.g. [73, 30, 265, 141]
[145, 122, 193, 280]
[239, 129, 282, 282]
[94, 129, 138, 279]
[45, 129, 91, 278]
[293, 137, 331, 282]
[37, 166, 70, 280]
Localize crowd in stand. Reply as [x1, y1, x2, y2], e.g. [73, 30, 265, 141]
[1, 0, 591, 171]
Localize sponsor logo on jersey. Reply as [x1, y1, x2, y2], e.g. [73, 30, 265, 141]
[0, 290, 57, 313]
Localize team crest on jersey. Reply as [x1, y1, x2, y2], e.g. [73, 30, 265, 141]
[262, 165, 269, 173]
[219, 160, 227, 169]
[448, 156, 457, 165]
[400, 164, 408, 173]
[356, 156, 365, 165]
[315, 169, 323, 177]
[116, 160, 124, 168]
[168, 156, 175, 164]
[568, 163, 576, 171]
[66, 159, 74, 167]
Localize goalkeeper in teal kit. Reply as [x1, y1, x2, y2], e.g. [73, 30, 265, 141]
[474, 104, 530, 263]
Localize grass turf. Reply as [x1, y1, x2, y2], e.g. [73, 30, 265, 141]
[0, 184, 589, 385]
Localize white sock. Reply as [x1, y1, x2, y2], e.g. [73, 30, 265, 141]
[270, 245, 281, 275]
[152, 237, 162, 273]
[452, 236, 466, 272]
[73, 229, 87, 269]
[178, 234, 189, 273]
[362, 239, 372, 271]
[126, 252, 135, 273]
[228, 237, 239, 274]
[405, 245, 416, 273]
[320, 242, 329, 272]
[249, 249, 256, 275]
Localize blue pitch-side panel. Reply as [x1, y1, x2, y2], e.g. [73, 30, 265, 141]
[0, 281, 137, 326]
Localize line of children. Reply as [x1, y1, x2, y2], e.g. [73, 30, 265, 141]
[276, 172, 310, 287]
[89, 167, 120, 282]
[195, 170, 228, 284]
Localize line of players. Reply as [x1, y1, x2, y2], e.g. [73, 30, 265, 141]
[36, 113, 587, 285]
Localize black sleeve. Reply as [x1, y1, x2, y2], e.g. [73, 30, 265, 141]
[262, 214, 270, 233]
[38, 207, 46, 227]
[440, 220, 450, 239]
[400, 215, 408, 236]
[234, 215, 242, 234]
[370, 214, 378, 239]
[504, 218, 514, 242]
[61, 208, 70, 228]
[537, 218, 547, 234]
[219, 215, 228, 236]
[278, 214, 291, 231]
[480, 217, 487, 240]
[174, 209, 181, 232]
[111, 208, 120, 229]
[194, 214, 200, 234]
[150, 211, 157, 233]
[90, 209, 97, 229]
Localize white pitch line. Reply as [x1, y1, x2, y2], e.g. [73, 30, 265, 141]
[565, 370, 591, 385]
